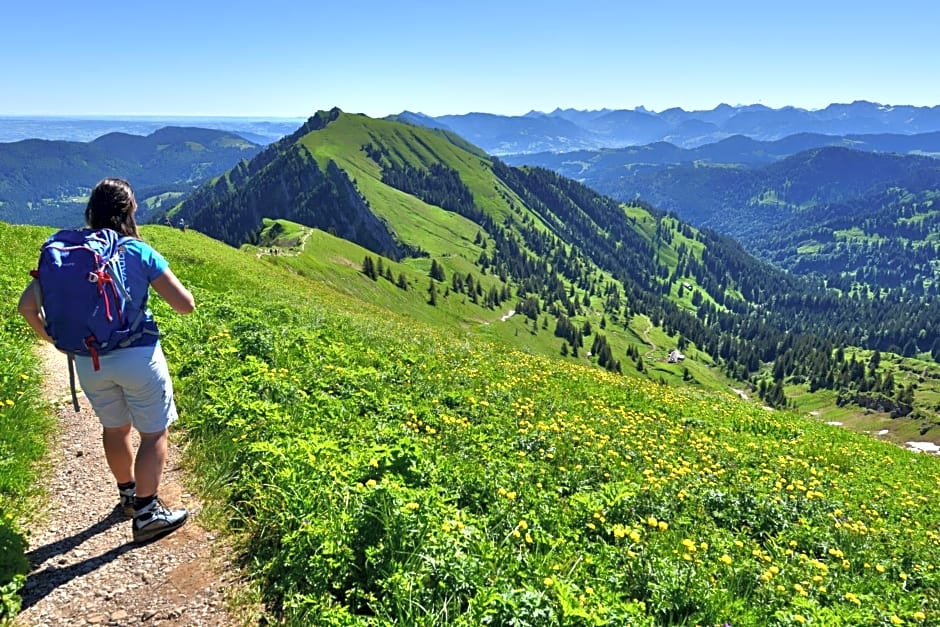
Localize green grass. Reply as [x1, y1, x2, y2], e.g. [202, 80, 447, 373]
[5, 222, 940, 625]
[0, 224, 57, 622]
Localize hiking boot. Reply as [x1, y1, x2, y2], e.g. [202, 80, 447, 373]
[132, 498, 188, 543]
[119, 485, 136, 517]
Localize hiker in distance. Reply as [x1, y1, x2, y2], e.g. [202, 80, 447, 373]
[18, 178, 196, 543]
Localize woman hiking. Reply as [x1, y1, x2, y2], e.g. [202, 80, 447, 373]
[18, 178, 195, 543]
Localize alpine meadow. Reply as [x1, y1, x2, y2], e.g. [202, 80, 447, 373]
[2, 107, 940, 626]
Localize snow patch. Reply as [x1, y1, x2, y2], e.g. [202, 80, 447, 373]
[906, 441, 940, 454]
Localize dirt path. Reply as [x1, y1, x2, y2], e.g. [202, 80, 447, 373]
[642, 320, 657, 359]
[14, 343, 254, 626]
[255, 227, 313, 259]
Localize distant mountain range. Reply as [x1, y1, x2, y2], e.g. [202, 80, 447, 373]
[0, 126, 261, 226]
[394, 101, 940, 154]
[0, 115, 304, 145]
[503, 131, 940, 174]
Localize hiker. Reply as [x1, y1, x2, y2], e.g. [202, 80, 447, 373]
[17, 178, 196, 543]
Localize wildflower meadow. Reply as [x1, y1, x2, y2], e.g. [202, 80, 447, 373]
[3, 222, 939, 625]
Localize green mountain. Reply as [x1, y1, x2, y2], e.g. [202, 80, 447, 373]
[0, 126, 261, 227]
[164, 109, 940, 427]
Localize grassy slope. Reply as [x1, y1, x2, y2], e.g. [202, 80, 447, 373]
[161, 226, 940, 624]
[250, 218, 732, 395]
[298, 114, 505, 260]
[0, 224, 59, 620]
[6, 222, 940, 625]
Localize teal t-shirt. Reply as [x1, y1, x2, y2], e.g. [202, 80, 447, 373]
[116, 239, 169, 346]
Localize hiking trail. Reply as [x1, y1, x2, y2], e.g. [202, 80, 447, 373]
[642, 320, 657, 359]
[255, 227, 313, 259]
[13, 342, 254, 626]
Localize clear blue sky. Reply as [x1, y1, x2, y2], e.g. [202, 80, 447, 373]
[3, 0, 938, 118]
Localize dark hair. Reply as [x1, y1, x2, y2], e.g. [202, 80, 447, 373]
[85, 178, 140, 238]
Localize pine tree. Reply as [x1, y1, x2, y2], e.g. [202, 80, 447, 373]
[429, 259, 446, 282]
[362, 255, 377, 281]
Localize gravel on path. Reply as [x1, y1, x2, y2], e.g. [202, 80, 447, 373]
[14, 343, 256, 626]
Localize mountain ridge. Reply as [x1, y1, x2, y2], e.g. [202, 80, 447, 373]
[399, 100, 940, 154]
[0, 127, 262, 227]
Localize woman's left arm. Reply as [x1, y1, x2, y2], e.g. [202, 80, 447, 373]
[18, 280, 54, 343]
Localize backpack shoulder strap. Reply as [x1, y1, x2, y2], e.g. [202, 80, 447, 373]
[107, 237, 138, 300]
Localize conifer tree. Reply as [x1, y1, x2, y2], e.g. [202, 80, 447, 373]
[429, 259, 446, 282]
[362, 255, 378, 281]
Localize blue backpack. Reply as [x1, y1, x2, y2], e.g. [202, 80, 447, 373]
[30, 228, 151, 410]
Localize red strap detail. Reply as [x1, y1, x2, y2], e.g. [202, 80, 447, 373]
[97, 275, 112, 321]
[95, 271, 123, 322]
[85, 337, 101, 371]
[30, 269, 39, 278]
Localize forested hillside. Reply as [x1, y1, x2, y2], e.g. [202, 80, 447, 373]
[511, 144, 940, 294]
[161, 110, 940, 429]
[0, 127, 261, 226]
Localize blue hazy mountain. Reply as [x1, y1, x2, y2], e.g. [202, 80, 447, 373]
[0, 115, 305, 145]
[399, 101, 940, 155]
[0, 126, 262, 227]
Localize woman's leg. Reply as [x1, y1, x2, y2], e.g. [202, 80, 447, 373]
[102, 423, 134, 484]
[134, 428, 168, 499]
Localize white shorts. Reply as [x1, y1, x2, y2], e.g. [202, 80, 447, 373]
[74, 343, 179, 434]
